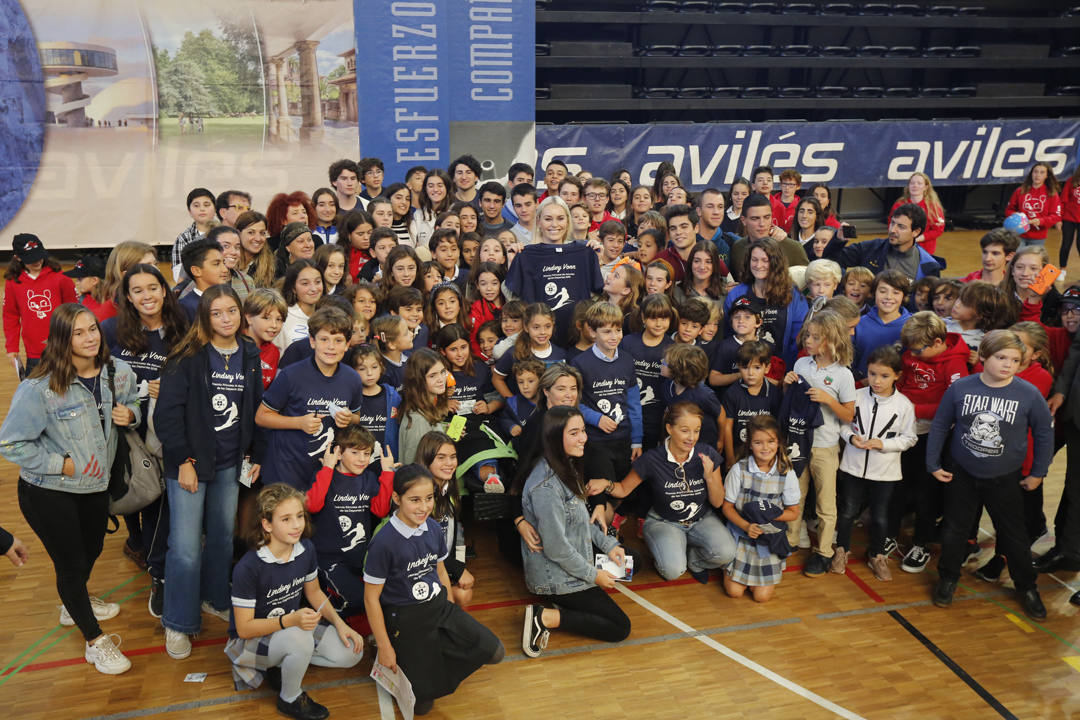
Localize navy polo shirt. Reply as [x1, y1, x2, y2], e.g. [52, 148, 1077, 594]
[364, 514, 448, 607]
[229, 539, 318, 638]
[720, 380, 782, 452]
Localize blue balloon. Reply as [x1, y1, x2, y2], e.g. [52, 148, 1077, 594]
[0, 0, 46, 234]
[1004, 212, 1030, 235]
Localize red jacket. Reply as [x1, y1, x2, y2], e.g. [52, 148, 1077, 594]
[1046, 324, 1072, 375]
[1006, 185, 1061, 240]
[1062, 179, 1080, 224]
[772, 194, 799, 234]
[3, 266, 77, 358]
[468, 297, 501, 357]
[80, 294, 115, 322]
[889, 197, 945, 255]
[897, 332, 969, 420]
[1018, 363, 1053, 476]
[258, 340, 280, 389]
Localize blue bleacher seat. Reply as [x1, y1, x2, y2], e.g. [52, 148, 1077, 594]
[948, 86, 976, 97]
[951, 46, 980, 58]
[927, 5, 957, 14]
[857, 45, 888, 56]
[777, 86, 811, 97]
[747, 2, 779, 12]
[923, 46, 953, 57]
[956, 5, 985, 16]
[710, 86, 741, 97]
[641, 87, 680, 98]
[780, 45, 814, 56]
[642, 0, 678, 10]
[853, 86, 885, 97]
[821, 2, 856, 13]
[742, 45, 774, 56]
[677, 87, 711, 98]
[860, 3, 891, 15]
[678, 44, 712, 56]
[785, 3, 818, 13]
[816, 86, 852, 97]
[821, 45, 855, 56]
[680, 0, 713, 11]
[885, 46, 918, 57]
[892, 3, 921, 14]
[711, 44, 743, 56]
[741, 86, 774, 97]
[885, 86, 915, 97]
[639, 45, 679, 56]
[920, 87, 949, 97]
[714, 2, 746, 11]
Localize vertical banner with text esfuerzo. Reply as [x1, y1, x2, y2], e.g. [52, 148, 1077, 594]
[355, 0, 534, 182]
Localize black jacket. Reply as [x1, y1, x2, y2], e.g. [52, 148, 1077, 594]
[155, 337, 264, 482]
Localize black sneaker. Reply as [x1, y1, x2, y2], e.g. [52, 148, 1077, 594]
[803, 553, 831, 578]
[974, 555, 1005, 583]
[1018, 588, 1047, 621]
[276, 692, 329, 720]
[882, 536, 898, 558]
[933, 577, 957, 608]
[148, 577, 164, 619]
[522, 604, 549, 658]
[1070, 590, 1080, 607]
[689, 568, 710, 585]
[901, 545, 930, 573]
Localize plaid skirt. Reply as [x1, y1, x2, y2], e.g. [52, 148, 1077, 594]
[224, 620, 332, 691]
[726, 534, 786, 587]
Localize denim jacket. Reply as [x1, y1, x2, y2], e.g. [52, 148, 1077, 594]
[521, 458, 618, 596]
[0, 360, 140, 493]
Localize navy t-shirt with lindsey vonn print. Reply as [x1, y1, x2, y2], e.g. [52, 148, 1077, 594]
[228, 539, 318, 639]
[208, 345, 244, 469]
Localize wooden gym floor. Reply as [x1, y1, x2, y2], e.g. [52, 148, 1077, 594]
[1, 230, 1078, 719]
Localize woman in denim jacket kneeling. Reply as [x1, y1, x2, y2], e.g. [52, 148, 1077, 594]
[519, 406, 630, 658]
[0, 303, 140, 675]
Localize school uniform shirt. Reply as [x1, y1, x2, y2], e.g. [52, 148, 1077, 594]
[452, 364, 494, 415]
[356, 384, 401, 458]
[274, 304, 310, 354]
[363, 514, 448, 606]
[209, 345, 245, 468]
[632, 440, 722, 523]
[1006, 184, 1062, 241]
[2, 266, 77, 359]
[723, 456, 801, 507]
[260, 358, 365, 490]
[504, 242, 603, 345]
[380, 354, 406, 391]
[499, 394, 536, 437]
[721, 381, 782, 451]
[411, 323, 431, 351]
[839, 387, 917, 481]
[897, 332, 969, 433]
[620, 333, 674, 441]
[709, 336, 746, 379]
[661, 380, 724, 449]
[177, 288, 201, 321]
[229, 539, 318, 639]
[792, 355, 856, 448]
[101, 318, 170, 399]
[926, 374, 1054, 479]
[777, 376, 824, 477]
[572, 345, 643, 446]
[307, 465, 394, 570]
[852, 307, 911, 379]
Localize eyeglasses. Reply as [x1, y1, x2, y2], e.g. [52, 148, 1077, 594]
[365, 168, 383, 177]
[585, 193, 608, 200]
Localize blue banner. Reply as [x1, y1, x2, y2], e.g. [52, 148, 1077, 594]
[356, 0, 534, 182]
[535, 119, 1080, 189]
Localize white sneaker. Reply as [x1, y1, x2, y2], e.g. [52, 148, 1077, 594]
[60, 596, 120, 627]
[201, 601, 230, 622]
[164, 628, 192, 659]
[85, 634, 132, 675]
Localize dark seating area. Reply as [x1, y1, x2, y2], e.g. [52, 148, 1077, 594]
[537, 0, 1080, 123]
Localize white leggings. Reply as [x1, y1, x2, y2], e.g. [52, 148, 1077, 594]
[268, 625, 362, 702]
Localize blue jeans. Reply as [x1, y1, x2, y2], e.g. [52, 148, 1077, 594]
[163, 465, 239, 634]
[643, 509, 736, 580]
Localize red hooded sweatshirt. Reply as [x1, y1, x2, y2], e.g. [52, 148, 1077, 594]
[897, 332, 969, 425]
[1006, 184, 1061, 241]
[3, 266, 77, 359]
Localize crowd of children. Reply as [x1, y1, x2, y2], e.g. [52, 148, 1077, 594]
[3, 155, 1080, 719]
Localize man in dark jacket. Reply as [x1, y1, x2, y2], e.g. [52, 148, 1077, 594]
[839, 203, 944, 280]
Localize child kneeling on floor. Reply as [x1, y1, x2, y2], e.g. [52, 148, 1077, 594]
[227, 484, 364, 720]
[364, 464, 504, 716]
[722, 415, 801, 602]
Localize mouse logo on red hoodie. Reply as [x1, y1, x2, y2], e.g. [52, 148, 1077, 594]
[913, 366, 935, 390]
[1023, 194, 1046, 216]
[26, 288, 53, 319]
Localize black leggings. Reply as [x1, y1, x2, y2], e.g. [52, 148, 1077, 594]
[1060, 221, 1079, 268]
[543, 586, 631, 643]
[18, 480, 109, 642]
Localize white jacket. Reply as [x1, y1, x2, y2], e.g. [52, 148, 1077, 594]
[839, 387, 917, 481]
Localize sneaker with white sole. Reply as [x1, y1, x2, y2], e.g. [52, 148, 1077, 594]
[522, 604, 549, 658]
[164, 627, 192, 659]
[201, 601, 230, 622]
[901, 545, 930, 573]
[60, 596, 120, 627]
[148, 578, 164, 619]
[870, 554, 893, 581]
[882, 536, 899, 558]
[85, 633, 132, 675]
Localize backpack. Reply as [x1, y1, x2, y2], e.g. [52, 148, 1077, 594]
[104, 360, 164, 515]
